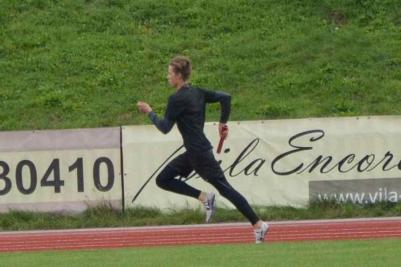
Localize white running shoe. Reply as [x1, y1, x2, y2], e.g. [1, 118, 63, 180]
[254, 222, 269, 244]
[204, 192, 216, 223]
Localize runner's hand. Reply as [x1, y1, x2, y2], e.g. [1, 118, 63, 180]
[137, 101, 153, 114]
[219, 123, 228, 140]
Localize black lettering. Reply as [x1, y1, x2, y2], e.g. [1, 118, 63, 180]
[0, 161, 11, 196]
[93, 157, 114, 192]
[16, 160, 37, 195]
[272, 130, 325, 175]
[229, 139, 260, 177]
[69, 158, 84, 192]
[298, 155, 336, 174]
[337, 154, 357, 173]
[357, 154, 375, 172]
[41, 159, 64, 193]
[244, 159, 266, 176]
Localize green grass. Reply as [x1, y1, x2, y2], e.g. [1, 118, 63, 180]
[1, 0, 401, 130]
[1, 201, 401, 231]
[1, 239, 401, 267]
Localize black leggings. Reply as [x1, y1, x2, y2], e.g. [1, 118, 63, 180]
[156, 151, 260, 225]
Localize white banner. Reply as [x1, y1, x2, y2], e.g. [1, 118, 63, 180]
[123, 116, 401, 209]
[2, 116, 400, 213]
[0, 128, 122, 212]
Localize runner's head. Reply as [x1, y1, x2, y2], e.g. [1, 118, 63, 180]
[168, 56, 192, 88]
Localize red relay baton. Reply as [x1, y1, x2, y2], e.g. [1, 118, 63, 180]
[217, 125, 228, 154]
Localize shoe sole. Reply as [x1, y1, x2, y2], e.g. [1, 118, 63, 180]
[206, 194, 216, 223]
[255, 224, 269, 244]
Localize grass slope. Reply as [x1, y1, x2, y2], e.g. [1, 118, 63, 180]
[0, 0, 401, 130]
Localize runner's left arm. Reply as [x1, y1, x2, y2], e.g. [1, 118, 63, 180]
[200, 89, 231, 123]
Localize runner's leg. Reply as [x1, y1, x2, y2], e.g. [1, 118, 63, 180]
[193, 150, 260, 225]
[155, 152, 200, 199]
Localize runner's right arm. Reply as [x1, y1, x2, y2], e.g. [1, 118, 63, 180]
[148, 112, 174, 134]
[148, 95, 183, 134]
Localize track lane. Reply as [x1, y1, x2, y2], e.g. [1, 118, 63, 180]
[1, 217, 401, 252]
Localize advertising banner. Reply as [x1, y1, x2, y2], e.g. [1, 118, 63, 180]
[123, 116, 401, 210]
[2, 116, 400, 213]
[0, 128, 122, 212]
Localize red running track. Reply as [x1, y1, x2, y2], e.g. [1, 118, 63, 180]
[1, 217, 401, 253]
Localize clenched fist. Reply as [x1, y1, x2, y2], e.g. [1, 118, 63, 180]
[137, 101, 153, 114]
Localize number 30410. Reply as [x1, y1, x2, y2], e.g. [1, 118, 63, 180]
[0, 157, 115, 195]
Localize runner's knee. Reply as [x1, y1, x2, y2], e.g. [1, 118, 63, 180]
[156, 166, 177, 189]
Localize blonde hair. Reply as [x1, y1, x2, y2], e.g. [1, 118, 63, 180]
[169, 56, 192, 81]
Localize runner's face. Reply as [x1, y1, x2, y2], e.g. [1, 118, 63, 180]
[167, 65, 181, 87]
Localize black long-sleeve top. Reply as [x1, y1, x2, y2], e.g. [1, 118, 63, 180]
[148, 84, 231, 154]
